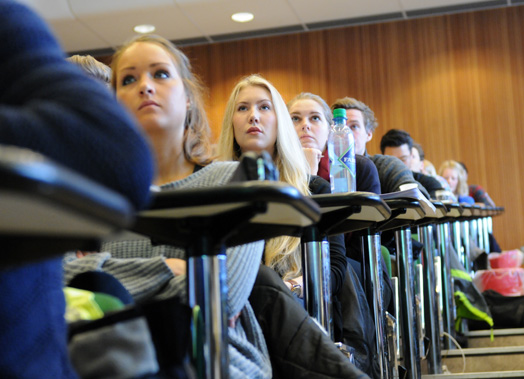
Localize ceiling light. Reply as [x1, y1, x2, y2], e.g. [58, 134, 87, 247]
[231, 12, 254, 23]
[133, 24, 156, 34]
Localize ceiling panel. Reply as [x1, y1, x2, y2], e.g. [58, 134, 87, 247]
[16, 0, 520, 54]
[399, 0, 498, 11]
[17, 0, 74, 19]
[48, 20, 112, 52]
[76, 6, 203, 48]
[178, 0, 301, 36]
[288, 0, 402, 24]
[68, 0, 173, 15]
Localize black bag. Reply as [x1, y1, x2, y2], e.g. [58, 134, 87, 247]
[335, 264, 379, 378]
[481, 290, 524, 328]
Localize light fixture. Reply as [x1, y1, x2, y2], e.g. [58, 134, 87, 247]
[133, 24, 156, 34]
[231, 12, 254, 23]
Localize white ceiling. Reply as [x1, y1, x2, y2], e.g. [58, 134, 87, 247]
[19, 0, 520, 54]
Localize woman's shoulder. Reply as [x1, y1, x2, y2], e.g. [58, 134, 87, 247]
[161, 161, 240, 190]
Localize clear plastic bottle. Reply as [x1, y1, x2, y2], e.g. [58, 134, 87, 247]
[327, 108, 356, 193]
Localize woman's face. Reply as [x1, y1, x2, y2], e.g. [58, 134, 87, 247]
[114, 42, 188, 137]
[232, 85, 278, 156]
[442, 168, 459, 193]
[289, 99, 330, 152]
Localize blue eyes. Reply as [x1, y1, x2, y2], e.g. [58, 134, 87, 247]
[237, 104, 272, 112]
[291, 116, 322, 123]
[122, 75, 136, 86]
[154, 70, 170, 79]
[121, 70, 170, 86]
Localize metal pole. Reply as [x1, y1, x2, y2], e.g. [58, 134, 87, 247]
[419, 224, 442, 374]
[364, 232, 388, 378]
[395, 226, 421, 378]
[437, 222, 454, 350]
[482, 217, 491, 253]
[188, 254, 229, 379]
[452, 221, 463, 269]
[461, 220, 471, 274]
[302, 236, 333, 338]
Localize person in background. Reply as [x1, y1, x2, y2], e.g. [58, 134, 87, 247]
[412, 140, 453, 193]
[330, 97, 427, 197]
[411, 141, 425, 173]
[217, 75, 367, 378]
[379, 128, 444, 198]
[439, 160, 475, 204]
[458, 162, 496, 207]
[0, 1, 154, 377]
[217, 76, 348, 298]
[287, 92, 381, 194]
[67, 54, 111, 87]
[66, 35, 272, 378]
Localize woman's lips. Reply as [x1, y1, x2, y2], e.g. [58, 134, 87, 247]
[138, 100, 159, 110]
[247, 127, 262, 134]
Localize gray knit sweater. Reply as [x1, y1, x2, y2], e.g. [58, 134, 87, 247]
[63, 161, 271, 378]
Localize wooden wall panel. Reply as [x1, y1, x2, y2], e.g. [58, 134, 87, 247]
[182, 6, 524, 250]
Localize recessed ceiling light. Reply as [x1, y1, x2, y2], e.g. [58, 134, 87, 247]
[231, 12, 254, 23]
[134, 24, 156, 34]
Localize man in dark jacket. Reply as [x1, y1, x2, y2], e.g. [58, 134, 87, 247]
[379, 128, 444, 198]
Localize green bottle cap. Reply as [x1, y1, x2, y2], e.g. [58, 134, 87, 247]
[333, 108, 346, 119]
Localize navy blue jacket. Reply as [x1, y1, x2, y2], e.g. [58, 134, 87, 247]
[0, 1, 154, 377]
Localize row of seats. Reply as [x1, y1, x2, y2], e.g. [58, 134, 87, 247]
[1, 146, 502, 378]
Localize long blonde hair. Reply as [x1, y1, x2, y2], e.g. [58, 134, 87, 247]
[439, 160, 468, 196]
[111, 35, 214, 166]
[217, 74, 310, 279]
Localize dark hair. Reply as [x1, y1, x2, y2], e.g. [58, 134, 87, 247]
[380, 129, 413, 154]
[458, 161, 468, 174]
[330, 97, 378, 134]
[412, 141, 425, 160]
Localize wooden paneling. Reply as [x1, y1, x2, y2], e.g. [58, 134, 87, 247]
[182, 6, 523, 250]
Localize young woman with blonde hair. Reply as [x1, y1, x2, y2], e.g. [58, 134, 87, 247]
[217, 74, 365, 378]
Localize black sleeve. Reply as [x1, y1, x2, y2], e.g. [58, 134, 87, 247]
[413, 172, 444, 199]
[309, 176, 347, 296]
[0, 1, 154, 210]
[356, 154, 381, 194]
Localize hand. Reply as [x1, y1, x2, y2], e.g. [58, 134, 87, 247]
[285, 275, 304, 298]
[76, 251, 97, 258]
[302, 148, 322, 175]
[165, 258, 187, 276]
[228, 311, 242, 328]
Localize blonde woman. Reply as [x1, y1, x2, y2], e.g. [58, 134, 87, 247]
[439, 160, 474, 204]
[66, 35, 271, 378]
[217, 75, 347, 296]
[217, 74, 366, 378]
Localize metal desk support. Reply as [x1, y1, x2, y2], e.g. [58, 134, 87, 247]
[135, 182, 320, 379]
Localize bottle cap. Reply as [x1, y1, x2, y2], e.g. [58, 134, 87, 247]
[333, 108, 346, 119]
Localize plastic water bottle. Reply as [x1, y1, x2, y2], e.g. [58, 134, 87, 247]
[327, 108, 356, 193]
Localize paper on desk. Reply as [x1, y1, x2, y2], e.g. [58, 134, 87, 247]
[380, 187, 437, 218]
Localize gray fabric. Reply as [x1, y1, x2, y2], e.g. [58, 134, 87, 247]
[368, 154, 430, 198]
[63, 161, 271, 378]
[229, 304, 272, 378]
[69, 317, 159, 379]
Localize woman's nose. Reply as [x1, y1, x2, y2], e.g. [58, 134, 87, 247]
[301, 121, 310, 130]
[249, 110, 259, 124]
[139, 78, 154, 95]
